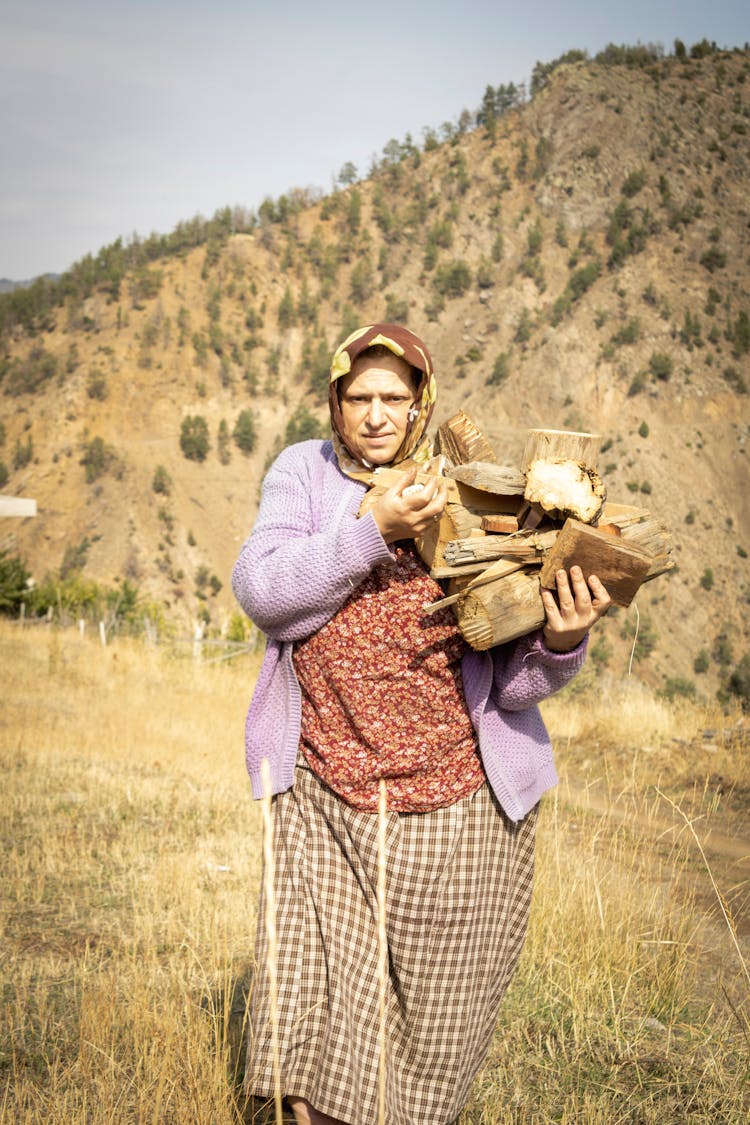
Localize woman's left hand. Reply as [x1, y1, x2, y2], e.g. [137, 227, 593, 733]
[540, 566, 612, 653]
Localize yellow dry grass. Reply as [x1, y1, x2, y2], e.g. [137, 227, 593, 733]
[1, 620, 264, 1122]
[1, 620, 747, 1123]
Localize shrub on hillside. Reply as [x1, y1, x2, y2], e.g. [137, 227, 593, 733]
[723, 366, 748, 393]
[3, 348, 59, 396]
[621, 169, 647, 198]
[233, 410, 257, 455]
[129, 266, 163, 308]
[659, 677, 697, 702]
[217, 419, 231, 465]
[87, 369, 108, 400]
[487, 352, 511, 386]
[729, 310, 750, 356]
[384, 294, 409, 323]
[700, 246, 726, 273]
[13, 436, 33, 470]
[350, 257, 374, 303]
[0, 551, 32, 614]
[700, 568, 715, 591]
[179, 416, 210, 462]
[299, 337, 331, 405]
[649, 352, 673, 380]
[152, 465, 172, 495]
[80, 436, 117, 483]
[284, 405, 325, 447]
[433, 260, 472, 299]
[227, 610, 250, 643]
[278, 287, 295, 329]
[727, 653, 750, 711]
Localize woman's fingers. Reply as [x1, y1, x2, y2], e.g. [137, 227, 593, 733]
[567, 565, 593, 610]
[408, 477, 447, 518]
[588, 573, 611, 614]
[373, 474, 447, 542]
[540, 587, 562, 625]
[553, 568, 576, 614]
[542, 567, 613, 652]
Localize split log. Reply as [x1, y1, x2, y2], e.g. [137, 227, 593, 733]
[481, 514, 519, 534]
[521, 429, 601, 473]
[443, 528, 558, 567]
[446, 461, 526, 496]
[455, 569, 546, 650]
[435, 411, 498, 467]
[415, 505, 473, 572]
[444, 502, 486, 538]
[443, 537, 513, 566]
[524, 459, 606, 524]
[429, 560, 494, 579]
[538, 519, 652, 608]
[620, 518, 675, 580]
[417, 496, 519, 572]
[600, 502, 651, 527]
[415, 490, 524, 570]
[423, 558, 524, 615]
[355, 466, 522, 516]
[489, 528, 559, 559]
[356, 468, 462, 518]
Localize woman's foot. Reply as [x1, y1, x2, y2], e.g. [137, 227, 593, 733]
[287, 1095, 349, 1124]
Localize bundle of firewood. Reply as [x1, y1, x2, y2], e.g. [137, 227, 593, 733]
[356, 411, 674, 650]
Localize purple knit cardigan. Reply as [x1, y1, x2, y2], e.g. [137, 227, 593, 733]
[232, 440, 587, 822]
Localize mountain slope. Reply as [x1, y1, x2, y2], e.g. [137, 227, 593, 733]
[2, 47, 749, 699]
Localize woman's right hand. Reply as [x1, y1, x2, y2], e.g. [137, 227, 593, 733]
[371, 468, 448, 544]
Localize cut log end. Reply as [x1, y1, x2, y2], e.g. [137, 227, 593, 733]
[524, 459, 606, 524]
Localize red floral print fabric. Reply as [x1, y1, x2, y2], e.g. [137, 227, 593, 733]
[292, 546, 486, 812]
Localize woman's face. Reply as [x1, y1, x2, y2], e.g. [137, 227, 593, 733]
[338, 353, 417, 466]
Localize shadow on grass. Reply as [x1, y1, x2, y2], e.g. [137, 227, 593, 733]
[202, 970, 297, 1124]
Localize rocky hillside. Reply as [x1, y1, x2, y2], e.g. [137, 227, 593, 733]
[2, 45, 749, 701]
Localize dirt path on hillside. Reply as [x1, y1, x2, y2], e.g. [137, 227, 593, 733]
[561, 777, 750, 868]
[559, 776, 750, 943]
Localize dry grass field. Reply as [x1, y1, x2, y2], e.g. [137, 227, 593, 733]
[1, 620, 748, 1123]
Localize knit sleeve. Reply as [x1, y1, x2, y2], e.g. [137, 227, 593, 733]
[489, 630, 587, 711]
[232, 443, 394, 642]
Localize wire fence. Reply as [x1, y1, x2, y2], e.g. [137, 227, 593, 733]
[14, 602, 266, 662]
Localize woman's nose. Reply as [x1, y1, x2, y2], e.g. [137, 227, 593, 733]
[366, 398, 384, 426]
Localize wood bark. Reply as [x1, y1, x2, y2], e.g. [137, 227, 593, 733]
[435, 411, 498, 467]
[446, 461, 526, 495]
[443, 528, 558, 566]
[619, 518, 675, 580]
[455, 569, 546, 650]
[521, 429, 601, 473]
[423, 558, 524, 615]
[599, 501, 651, 527]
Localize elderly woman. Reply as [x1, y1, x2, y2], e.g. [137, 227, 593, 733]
[232, 324, 610, 1125]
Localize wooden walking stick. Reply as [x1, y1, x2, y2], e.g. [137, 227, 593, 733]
[260, 758, 283, 1125]
[377, 777, 388, 1125]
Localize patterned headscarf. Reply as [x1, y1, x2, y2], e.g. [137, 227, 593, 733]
[328, 323, 437, 473]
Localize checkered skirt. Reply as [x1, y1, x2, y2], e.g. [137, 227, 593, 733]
[245, 759, 537, 1124]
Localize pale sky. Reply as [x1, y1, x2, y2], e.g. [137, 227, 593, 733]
[1, 0, 747, 280]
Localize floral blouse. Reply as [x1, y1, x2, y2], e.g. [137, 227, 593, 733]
[292, 546, 486, 812]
